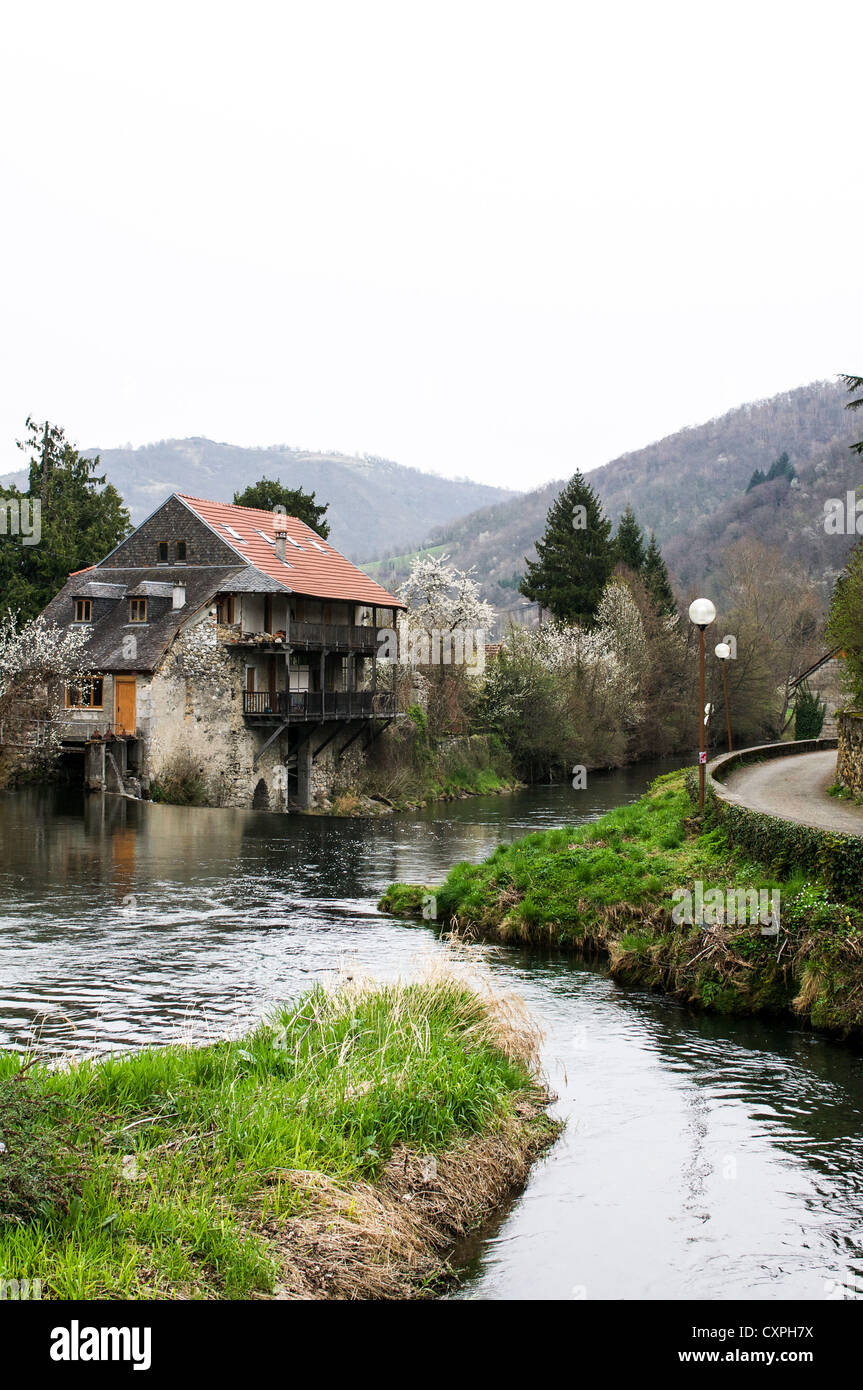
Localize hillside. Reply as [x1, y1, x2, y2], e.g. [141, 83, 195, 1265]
[0, 439, 516, 563]
[373, 380, 859, 618]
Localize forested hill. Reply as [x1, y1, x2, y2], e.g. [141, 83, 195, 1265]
[0, 439, 516, 564]
[367, 379, 857, 616]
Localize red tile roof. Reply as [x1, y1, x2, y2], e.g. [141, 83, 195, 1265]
[176, 494, 405, 608]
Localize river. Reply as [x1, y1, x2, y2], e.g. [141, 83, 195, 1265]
[2, 762, 862, 1301]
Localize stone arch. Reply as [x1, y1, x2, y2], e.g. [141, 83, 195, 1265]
[252, 777, 269, 810]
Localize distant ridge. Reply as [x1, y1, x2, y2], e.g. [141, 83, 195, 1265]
[0, 438, 517, 563]
[367, 379, 859, 616]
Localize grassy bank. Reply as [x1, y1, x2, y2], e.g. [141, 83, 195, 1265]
[0, 973, 557, 1300]
[331, 724, 522, 814]
[379, 771, 863, 1039]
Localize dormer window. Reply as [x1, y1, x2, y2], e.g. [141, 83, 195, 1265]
[129, 598, 147, 623]
[176, 540, 187, 562]
[157, 541, 169, 563]
[74, 598, 92, 623]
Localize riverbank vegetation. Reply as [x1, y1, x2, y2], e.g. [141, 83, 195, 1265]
[0, 972, 557, 1299]
[379, 770, 863, 1039]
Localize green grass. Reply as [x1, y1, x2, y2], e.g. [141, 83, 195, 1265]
[0, 976, 544, 1300]
[379, 770, 863, 1036]
[827, 781, 863, 805]
[361, 544, 447, 577]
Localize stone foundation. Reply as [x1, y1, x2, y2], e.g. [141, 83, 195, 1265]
[837, 710, 863, 797]
[136, 651, 381, 812]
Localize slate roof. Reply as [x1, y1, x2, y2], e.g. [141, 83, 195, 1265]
[41, 566, 244, 673]
[126, 580, 178, 598]
[176, 495, 406, 608]
[39, 492, 404, 676]
[219, 568, 290, 594]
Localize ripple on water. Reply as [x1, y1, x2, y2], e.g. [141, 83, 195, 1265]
[3, 767, 863, 1300]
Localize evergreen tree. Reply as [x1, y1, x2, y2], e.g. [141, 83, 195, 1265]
[842, 374, 863, 455]
[614, 504, 645, 572]
[642, 533, 677, 615]
[765, 450, 794, 483]
[0, 419, 131, 621]
[519, 471, 614, 624]
[794, 680, 826, 740]
[233, 477, 330, 538]
[746, 452, 795, 493]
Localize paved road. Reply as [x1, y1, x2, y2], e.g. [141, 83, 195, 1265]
[721, 749, 863, 836]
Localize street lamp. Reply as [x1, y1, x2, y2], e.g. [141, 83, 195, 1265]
[714, 641, 733, 754]
[688, 598, 716, 812]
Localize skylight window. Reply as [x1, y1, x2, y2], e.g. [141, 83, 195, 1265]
[285, 535, 304, 550]
[255, 530, 275, 545]
[309, 539, 328, 552]
[222, 524, 248, 542]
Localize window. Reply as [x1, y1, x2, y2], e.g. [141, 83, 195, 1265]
[176, 540, 187, 562]
[66, 678, 104, 709]
[129, 598, 147, 623]
[157, 541, 168, 563]
[74, 598, 92, 623]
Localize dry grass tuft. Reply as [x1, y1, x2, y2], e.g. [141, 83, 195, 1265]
[259, 1098, 555, 1300]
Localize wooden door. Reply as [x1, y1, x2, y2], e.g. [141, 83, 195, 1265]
[114, 677, 137, 735]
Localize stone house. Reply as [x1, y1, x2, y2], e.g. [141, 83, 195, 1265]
[40, 493, 405, 808]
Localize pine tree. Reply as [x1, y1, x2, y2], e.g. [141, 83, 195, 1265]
[519, 471, 614, 624]
[0, 419, 131, 621]
[765, 450, 794, 483]
[642, 533, 677, 615]
[842, 374, 863, 455]
[614, 504, 645, 572]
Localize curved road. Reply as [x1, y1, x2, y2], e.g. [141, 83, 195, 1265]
[721, 749, 863, 836]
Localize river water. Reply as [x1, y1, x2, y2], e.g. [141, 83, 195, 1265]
[2, 763, 862, 1301]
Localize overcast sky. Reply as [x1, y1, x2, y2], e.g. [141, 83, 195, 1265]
[1, 1, 860, 490]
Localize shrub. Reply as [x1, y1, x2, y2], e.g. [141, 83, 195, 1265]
[794, 681, 826, 740]
[150, 750, 210, 806]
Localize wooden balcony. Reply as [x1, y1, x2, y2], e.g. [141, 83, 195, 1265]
[225, 622, 382, 653]
[286, 622, 381, 652]
[242, 690, 396, 722]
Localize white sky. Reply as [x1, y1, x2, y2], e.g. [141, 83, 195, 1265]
[1, 0, 861, 489]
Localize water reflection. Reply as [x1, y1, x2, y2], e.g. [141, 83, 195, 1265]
[2, 760, 863, 1301]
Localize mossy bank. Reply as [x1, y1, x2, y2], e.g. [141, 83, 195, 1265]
[379, 770, 863, 1041]
[0, 974, 558, 1300]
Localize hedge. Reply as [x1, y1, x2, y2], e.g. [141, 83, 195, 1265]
[689, 772, 863, 904]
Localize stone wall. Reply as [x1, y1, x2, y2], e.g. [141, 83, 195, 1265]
[802, 657, 844, 737]
[102, 495, 237, 569]
[138, 643, 377, 811]
[837, 711, 863, 797]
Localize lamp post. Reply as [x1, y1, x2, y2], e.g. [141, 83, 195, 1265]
[688, 597, 717, 812]
[715, 641, 733, 753]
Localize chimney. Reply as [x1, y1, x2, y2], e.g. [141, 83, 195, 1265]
[172, 584, 186, 609]
[273, 512, 288, 562]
